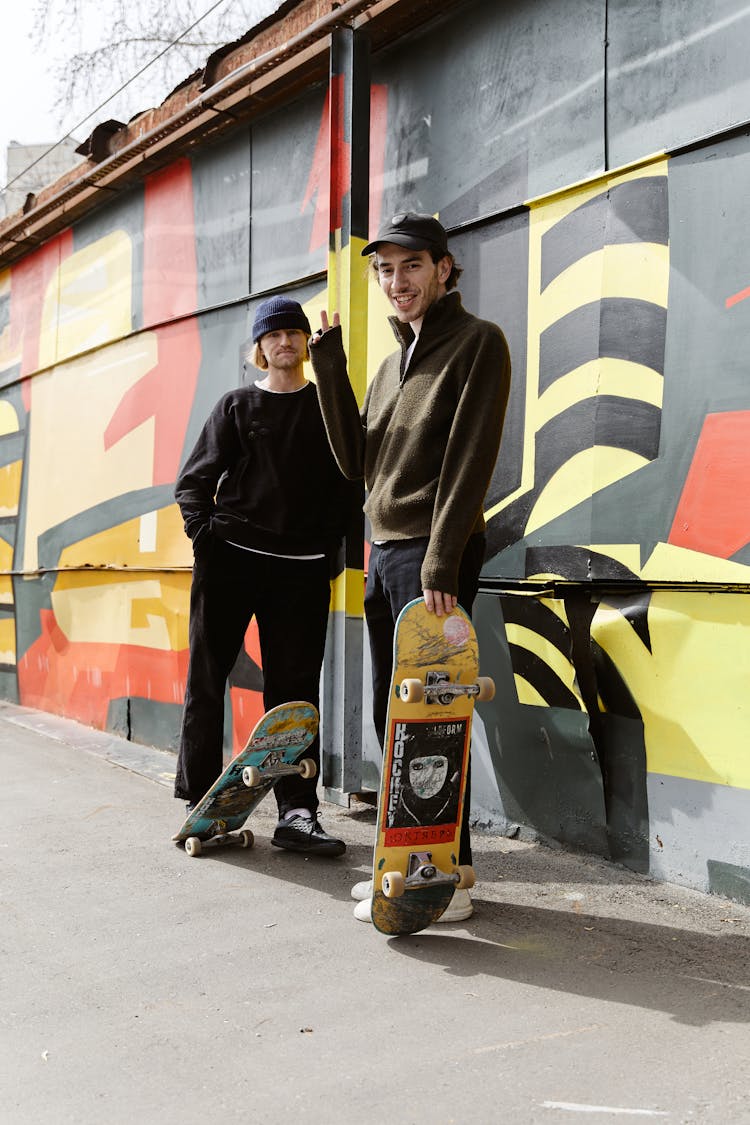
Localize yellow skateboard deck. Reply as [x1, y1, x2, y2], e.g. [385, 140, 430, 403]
[370, 599, 494, 935]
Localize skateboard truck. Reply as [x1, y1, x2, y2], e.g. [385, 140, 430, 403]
[184, 826, 255, 857]
[242, 751, 316, 789]
[381, 850, 475, 899]
[399, 670, 495, 706]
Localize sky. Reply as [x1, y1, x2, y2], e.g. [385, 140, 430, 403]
[0, 7, 65, 187]
[0, 1, 279, 194]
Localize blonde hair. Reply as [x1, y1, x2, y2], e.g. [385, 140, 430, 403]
[251, 332, 310, 371]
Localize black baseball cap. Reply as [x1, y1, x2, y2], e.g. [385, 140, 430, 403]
[361, 211, 449, 257]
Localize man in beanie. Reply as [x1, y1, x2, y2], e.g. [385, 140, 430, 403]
[310, 212, 511, 914]
[174, 295, 358, 856]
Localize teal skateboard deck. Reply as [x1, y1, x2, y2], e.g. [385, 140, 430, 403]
[173, 701, 318, 856]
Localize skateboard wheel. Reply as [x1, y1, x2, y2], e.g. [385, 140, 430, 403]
[243, 766, 262, 788]
[298, 757, 317, 780]
[239, 829, 254, 849]
[476, 676, 495, 702]
[185, 837, 202, 857]
[382, 871, 405, 898]
[454, 864, 475, 890]
[400, 678, 424, 704]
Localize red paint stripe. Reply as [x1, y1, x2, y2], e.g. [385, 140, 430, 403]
[8, 231, 74, 408]
[142, 159, 198, 323]
[668, 411, 750, 558]
[368, 85, 388, 240]
[725, 285, 750, 309]
[104, 159, 201, 485]
[17, 610, 189, 729]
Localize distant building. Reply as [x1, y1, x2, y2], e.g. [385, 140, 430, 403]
[1, 138, 79, 217]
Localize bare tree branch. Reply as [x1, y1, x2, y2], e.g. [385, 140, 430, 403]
[31, 0, 279, 126]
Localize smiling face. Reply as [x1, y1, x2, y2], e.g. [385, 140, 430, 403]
[375, 244, 451, 330]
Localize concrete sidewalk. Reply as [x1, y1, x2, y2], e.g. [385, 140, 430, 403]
[3, 701, 750, 1125]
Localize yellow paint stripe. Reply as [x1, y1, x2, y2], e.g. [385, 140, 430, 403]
[514, 676, 549, 707]
[51, 572, 190, 651]
[40, 231, 133, 369]
[0, 616, 16, 662]
[525, 154, 668, 220]
[525, 448, 649, 535]
[0, 403, 19, 437]
[536, 358, 663, 428]
[593, 593, 750, 789]
[539, 244, 669, 333]
[487, 158, 670, 527]
[57, 504, 188, 570]
[330, 567, 364, 615]
[505, 622, 583, 707]
[0, 460, 22, 516]
[641, 542, 750, 585]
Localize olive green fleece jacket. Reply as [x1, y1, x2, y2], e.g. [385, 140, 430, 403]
[310, 291, 511, 595]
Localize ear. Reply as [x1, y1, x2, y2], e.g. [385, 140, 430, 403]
[437, 255, 451, 283]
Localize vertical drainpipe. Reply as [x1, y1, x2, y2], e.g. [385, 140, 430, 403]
[321, 23, 370, 803]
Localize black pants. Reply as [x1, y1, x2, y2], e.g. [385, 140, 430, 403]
[364, 534, 486, 866]
[174, 539, 331, 816]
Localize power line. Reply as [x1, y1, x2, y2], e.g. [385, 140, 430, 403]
[1, 0, 240, 197]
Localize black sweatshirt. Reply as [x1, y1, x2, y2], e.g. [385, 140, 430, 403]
[175, 381, 357, 558]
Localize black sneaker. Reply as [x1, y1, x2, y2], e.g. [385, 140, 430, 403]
[272, 815, 346, 857]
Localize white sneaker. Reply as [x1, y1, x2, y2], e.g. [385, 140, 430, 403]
[440, 887, 473, 922]
[353, 897, 372, 921]
[352, 887, 473, 923]
[351, 879, 373, 901]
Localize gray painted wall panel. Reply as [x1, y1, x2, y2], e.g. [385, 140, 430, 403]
[608, 0, 750, 164]
[372, 0, 604, 225]
[648, 772, 750, 895]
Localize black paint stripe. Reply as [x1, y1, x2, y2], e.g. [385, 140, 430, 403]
[526, 546, 644, 583]
[541, 176, 668, 292]
[534, 396, 662, 488]
[539, 299, 667, 394]
[508, 643, 582, 711]
[498, 594, 571, 655]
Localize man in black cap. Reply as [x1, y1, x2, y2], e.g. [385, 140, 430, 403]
[310, 212, 511, 915]
[173, 295, 357, 856]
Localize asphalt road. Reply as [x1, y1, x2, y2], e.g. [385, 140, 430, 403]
[3, 702, 749, 1124]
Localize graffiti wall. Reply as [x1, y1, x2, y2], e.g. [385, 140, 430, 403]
[0, 0, 748, 901]
[468, 140, 750, 899]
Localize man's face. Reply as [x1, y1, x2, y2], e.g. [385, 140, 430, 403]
[375, 244, 449, 326]
[259, 328, 308, 370]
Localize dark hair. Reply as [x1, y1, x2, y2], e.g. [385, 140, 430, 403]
[369, 248, 462, 291]
[428, 247, 462, 291]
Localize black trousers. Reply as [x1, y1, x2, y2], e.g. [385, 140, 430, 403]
[174, 538, 331, 815]
[364, 534, 486, 866]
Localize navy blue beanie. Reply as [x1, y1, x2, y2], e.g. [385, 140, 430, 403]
[252, 296, 311, 342]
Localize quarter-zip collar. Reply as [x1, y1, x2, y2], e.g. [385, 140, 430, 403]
[388, 291, 467, 385]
